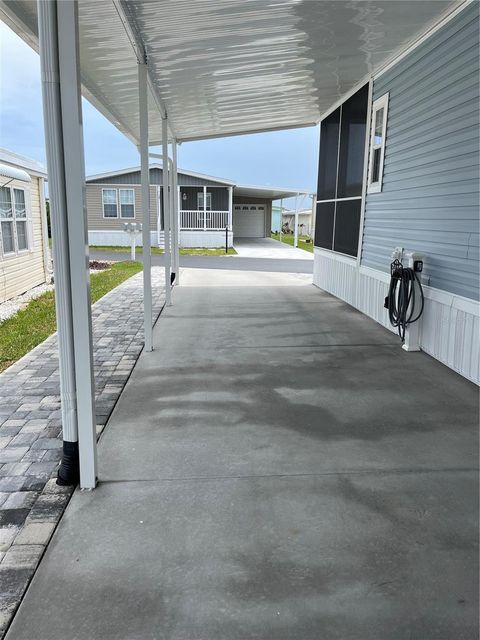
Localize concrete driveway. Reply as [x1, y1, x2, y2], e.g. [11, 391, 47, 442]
[233, 237, 314, 260]
[6, 268, 478, 640]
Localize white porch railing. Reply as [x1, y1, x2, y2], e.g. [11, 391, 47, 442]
[180, 210, 230, 230]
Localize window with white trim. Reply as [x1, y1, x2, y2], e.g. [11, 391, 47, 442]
[102, 188, 118, 217]
[0, 185, 30, 255]
[119, 189, 135, 218]
[197, 191, 212, 211]
[368, 93, 389, 193]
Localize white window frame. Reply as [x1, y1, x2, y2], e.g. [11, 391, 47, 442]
[0, 185, 31, 257]
[197, 191, 212, 211]
[102, 188, 119, 218]
[119, 188, 135, 219]
[367, 92, 389, 193]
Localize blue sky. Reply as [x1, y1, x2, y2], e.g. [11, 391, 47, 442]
[0, 21, 319, 195]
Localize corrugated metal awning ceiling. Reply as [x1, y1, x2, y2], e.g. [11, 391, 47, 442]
[0, 0, 461, 144]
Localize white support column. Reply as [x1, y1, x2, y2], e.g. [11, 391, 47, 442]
[177, 185, 181, 249]
[168, 159, 174, 281]
[38, 0, 97, 489]
[203, 185, 207, 231]
[279, 198, 283, 241]
[310, 193, 316, 239]
[294, 194, 299, 248]
[39, 177, 51, 280]
[228, 186, 233, 233]
[156, 185, 161, 247]
[171, 141, 180, 284]
[138, 61, 153, 351]
[162, 116, 172, 305]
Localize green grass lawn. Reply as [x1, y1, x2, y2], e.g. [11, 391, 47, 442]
[271, 232, 314, 253]
[90, 245, 237, 256]
[0, 261, 142, 373]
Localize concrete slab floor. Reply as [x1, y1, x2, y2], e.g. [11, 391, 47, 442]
[6, 268, 479, 640]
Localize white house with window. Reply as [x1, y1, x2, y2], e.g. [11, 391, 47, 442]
[0, 148, 50, 303]
[86, 165, 306, 248]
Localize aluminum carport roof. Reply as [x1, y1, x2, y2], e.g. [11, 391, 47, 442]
[0, 0, 462, 145]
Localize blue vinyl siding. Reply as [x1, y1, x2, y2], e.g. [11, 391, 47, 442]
[361, 2, 479, 300]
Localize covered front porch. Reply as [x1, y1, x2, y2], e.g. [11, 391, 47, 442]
[6, 266, 477, 639]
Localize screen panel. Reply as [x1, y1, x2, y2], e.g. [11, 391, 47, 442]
[333, 200, 361, 257]
[316, 108, 340, 201]
[336, 84, 369, 198]
[314, 202, 335, 249]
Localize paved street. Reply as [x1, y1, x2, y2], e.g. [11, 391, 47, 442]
[6, 267, 478, 640]
[89, 250, 314, 275]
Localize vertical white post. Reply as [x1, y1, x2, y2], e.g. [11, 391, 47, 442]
[310, 193, 316, 238]
[138, 61, 153, 351]
[131, 232, 136, 261]
[228, 186, 233, 245]
[171, 141, 180, 283]
[38, 0, 97, 488]
[39, 177, 51, 279]
[162, 116, 172, 305]
[279, 198, 283, 241]
[402, 252, 423, 352]
[203, 185, 207, 231]
[177, 186, 181, 247]
[156, 186, 161, 248]
[294, 194, 299, 248]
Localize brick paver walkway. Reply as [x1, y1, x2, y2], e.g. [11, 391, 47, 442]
[0, 267, 165, 636]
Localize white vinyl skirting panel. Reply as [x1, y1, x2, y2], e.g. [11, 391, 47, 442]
[88, 229, 233, 248]
[88, 230, 161, 247]
[313, 248, 479, 384]
[180, 230, 233, 248]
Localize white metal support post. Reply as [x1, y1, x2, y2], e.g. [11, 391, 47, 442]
[279, 198, 283, 241]
[162, 116, 172, 305]
[228, 186, 233, 244]
[203, 185, 207, 232]
[310, 193, 316, 240]
[38, 0, 97, 489]
[138, 61, 153, 350]
[171, 141, 180, 284]
[294, 193, 299, 248]
[167, 158, 175, 291]
[177, 185, 181, 252]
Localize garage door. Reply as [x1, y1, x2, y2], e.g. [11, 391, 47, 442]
[233, 204, 265, 238]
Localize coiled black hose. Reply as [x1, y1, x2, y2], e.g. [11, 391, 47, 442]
[386, 259, 425, 341]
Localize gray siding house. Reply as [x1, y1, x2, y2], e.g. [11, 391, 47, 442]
[86, 166, 301, 248]
[313, 2, 479, 383]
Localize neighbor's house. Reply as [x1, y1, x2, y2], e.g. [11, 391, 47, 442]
[0, 149, 50, 303]
[85, 165, 303, 248]
[282, 208, 314, 236]
[313, 2, 479, 384]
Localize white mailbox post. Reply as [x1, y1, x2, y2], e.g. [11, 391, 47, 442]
[123, 222, 143, 261]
